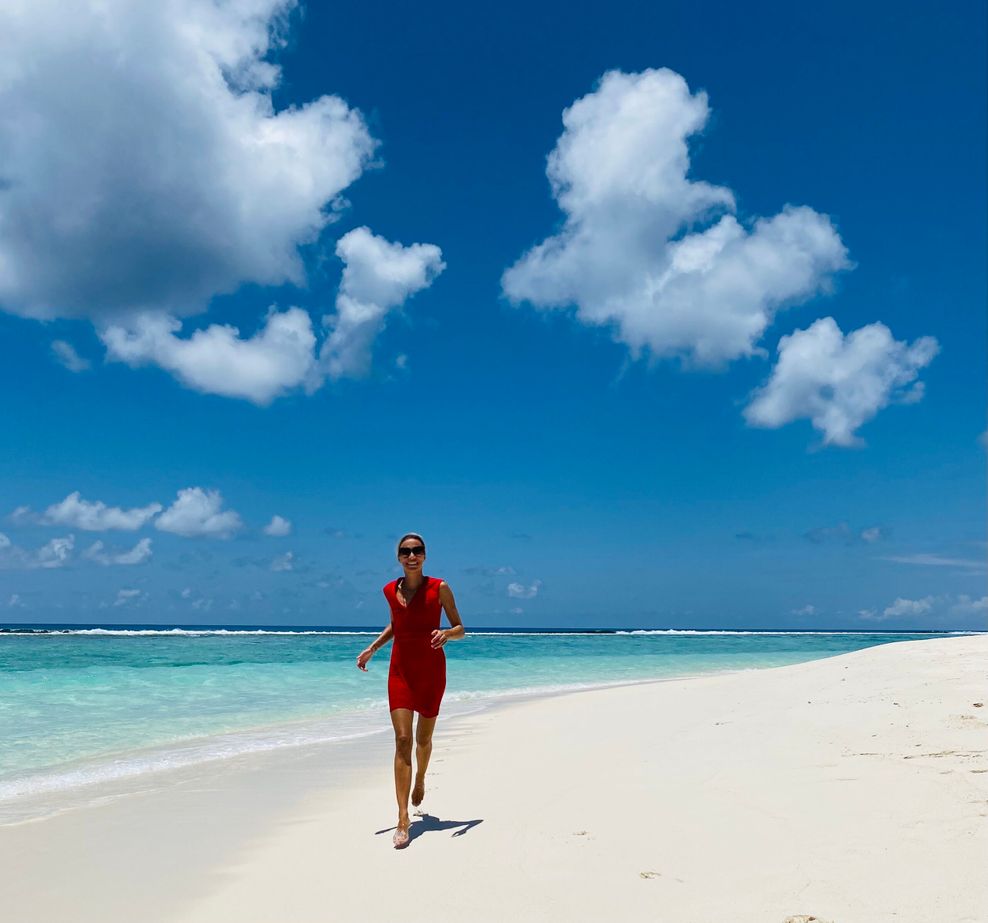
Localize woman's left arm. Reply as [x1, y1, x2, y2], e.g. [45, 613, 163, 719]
[431, 581, 466, 648]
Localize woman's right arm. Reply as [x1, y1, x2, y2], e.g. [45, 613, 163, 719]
[356, 624, 393, 671]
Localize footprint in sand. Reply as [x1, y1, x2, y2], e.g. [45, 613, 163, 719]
[784, 916, 833, 923]
[639, 871, 661, 879]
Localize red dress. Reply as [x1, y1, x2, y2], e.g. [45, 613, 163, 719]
[384, 576, 447, 717]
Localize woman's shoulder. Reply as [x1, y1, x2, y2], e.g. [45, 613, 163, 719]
[382, 579, 398, 596]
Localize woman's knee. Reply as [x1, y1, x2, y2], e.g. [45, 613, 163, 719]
[415, 730, 433, 749]
[394, 732, 413, 760]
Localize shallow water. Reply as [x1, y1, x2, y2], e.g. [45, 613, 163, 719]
[0, 626, 959, 806]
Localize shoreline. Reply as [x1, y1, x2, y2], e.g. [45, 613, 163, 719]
[2, 634, 986, 922]
[5, 624, 979, 633]
[0, 665, 754, 826]
[0, 658, 871, 822]
[7, 634, 950, 825]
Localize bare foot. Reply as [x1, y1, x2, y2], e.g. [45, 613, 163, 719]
[411, 776, 425, 807]
[393, 816, 410, 849]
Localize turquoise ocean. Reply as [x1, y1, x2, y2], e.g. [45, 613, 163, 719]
[0, 625, 965, 817]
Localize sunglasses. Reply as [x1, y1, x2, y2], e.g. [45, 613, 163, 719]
[398, 545, 426, 557]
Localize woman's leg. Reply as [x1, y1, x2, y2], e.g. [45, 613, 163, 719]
[390, 709, 414, 836]
[412, 714, 437, 807]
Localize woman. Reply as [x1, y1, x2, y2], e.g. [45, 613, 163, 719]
[356, 533, 465, 848]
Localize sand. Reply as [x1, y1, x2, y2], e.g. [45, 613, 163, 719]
[3, 635, 985, 923]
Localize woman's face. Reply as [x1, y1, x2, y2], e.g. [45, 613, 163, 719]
[397, 538, 426, 573]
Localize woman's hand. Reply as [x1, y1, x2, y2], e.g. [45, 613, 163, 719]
[430, 629, 448, 649]
[356, 647, 374, 671]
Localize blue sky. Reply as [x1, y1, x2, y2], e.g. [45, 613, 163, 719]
[0, 0, 984, 629]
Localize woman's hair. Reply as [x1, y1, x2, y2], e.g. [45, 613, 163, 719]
[396, 532, 426, 553]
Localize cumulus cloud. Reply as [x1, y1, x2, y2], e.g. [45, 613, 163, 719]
[263, 515, 292, 536]
[101, 307, 317, 405]
[155, 487, 242, 538]
[791, 604, 817, 617]
[951, 595, 988, 617]
[0, 0, 376, 325]
[860, 594, 987, 625]
[42, 492, 162, 531]
[84, 537, 153, 566]
[745, 317, 939, 446]
[803, 522, 886, 545]
[882, 596, 936, 619]
[99, 227, 444, 402]
[1, 533, 76, 570]
[507, 580, 542, 599]
[271, 550, 294, 572]
[502, 68, 849, 366]
[37, 535, 75, 568]
[51, 340, 91, 372]
[113, 588, 144, 608]
[319, 227, 445, 380]
[464, 565, 517, 577]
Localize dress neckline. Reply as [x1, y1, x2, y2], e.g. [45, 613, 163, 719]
[395, 576, 429, 609]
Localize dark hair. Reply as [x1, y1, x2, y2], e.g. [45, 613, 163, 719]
[396, 532, 426, 554]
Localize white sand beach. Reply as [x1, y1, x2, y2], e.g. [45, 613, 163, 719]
[3, 634, 986, 923]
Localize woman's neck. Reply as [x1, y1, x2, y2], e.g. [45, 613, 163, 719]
[400, 572, 425, 591]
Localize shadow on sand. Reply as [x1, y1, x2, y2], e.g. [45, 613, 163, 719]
[376, 812, 484, 845]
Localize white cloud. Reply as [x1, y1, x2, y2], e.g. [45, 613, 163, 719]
[271, 550, 294, 571]
[84, 537, 153, 566]
[791, 604, 817, 617]
[745, 317, 938, 446]
[319, 228, 445, 380]
[860, 594, 987, 626]
[880, 553, 985, 570]
[0, 533, 74, 569]
[464, 564, 517, 577]
[882, 596, 936, 619]
[803, 523, 885, 545]
[99, 227, 445, 402]
[502, 68, 849, 366]
[101, 307, 317, 405]
[263, 515, 292, 536]
[36, 535, 75, 569]
[51, 340, 91, 372]
[42, 492, 162, 531]
[951, 595, 988, 617]
[155, 487, 242, 538]
[113, 588, 144, 608]
[0, 0, 376, 325]
[7, 593, 25, 608]
[507, 580, 542, 599]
